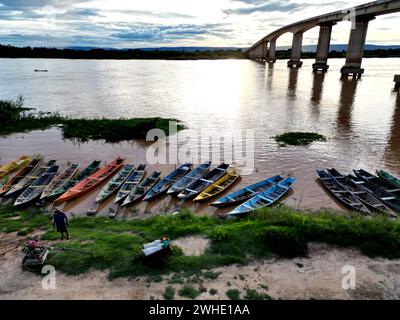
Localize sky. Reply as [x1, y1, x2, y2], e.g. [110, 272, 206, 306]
[0, 0, 399, 48]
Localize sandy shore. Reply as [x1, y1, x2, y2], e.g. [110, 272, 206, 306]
[1, 230, 400, 300]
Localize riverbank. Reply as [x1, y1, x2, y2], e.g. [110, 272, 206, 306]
[0, 96, 184, 142]
[1, 205, 400, 299]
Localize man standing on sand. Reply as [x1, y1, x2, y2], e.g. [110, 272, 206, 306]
[53, 207, 69, 240]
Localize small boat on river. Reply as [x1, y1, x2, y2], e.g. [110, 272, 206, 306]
[55, 157, 124, 203]
[143, 163, 192, 201]
[194, 169, 239, 202]
[227, 176, 296, 219]
[14, 161, 59, 206]
[177, 163, 229, 200]
[211, 175, 283, 208]
[122, 171, 161, 206]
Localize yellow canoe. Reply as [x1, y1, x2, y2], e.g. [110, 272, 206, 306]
[194, 169, 239, 202]
[0, 156, 31, 179]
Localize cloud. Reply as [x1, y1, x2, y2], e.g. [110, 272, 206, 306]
[224, 0, 309, 15]
[111, 23, 233, 43]
[224, 0, 345, 15]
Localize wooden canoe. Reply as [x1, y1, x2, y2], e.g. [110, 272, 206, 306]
[114, 164, 146, 204]
[327, 169, 395, 216]
[40, 163, 79, 200]
[211, 175, 283, 207]
[376, 170, 400, 190]
[47, 160, 101, 199]
[54, 157, 124, 203]
[14, 161, 59, 206]
[167, 161, 211, 195]
[228, 176, 296, 219]
[317, 170, 371, 214]
[349, 174, 400, 213]
[353, 169, 400, 198]
[177, 163, 229, 200]
[5, 158, 50, 198]
[0, 158, 42, 196]
[143, 163, 192, 201]
[122, 171, 161, 206]
[194, 169, 239, 202]
[0, 155, 31, 179]
[95, 164, 135, 203]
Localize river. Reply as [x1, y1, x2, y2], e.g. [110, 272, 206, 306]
[1, 57, 399, 216]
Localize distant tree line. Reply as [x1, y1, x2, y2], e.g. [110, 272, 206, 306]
[1, 44, 399, 60]
[0, 44, 246, 60]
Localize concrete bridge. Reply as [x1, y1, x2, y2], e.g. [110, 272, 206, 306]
[248, 0, 400, 78]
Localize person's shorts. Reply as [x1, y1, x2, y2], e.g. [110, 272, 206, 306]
[56, 225, 67, 233]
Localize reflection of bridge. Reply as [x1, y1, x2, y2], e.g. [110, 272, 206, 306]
[248, 0, 400, 78]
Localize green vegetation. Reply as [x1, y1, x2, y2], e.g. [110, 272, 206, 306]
[244, 289, 272, 300]
[178, 284, 201, 299]
[0, 44, 246, 60]
[2, 205, 400, 281]
[163, 286, 176, 300]
[226, 289, 241, 300]
[264, 226, 308, 257]
[0, 96, 184, 142]
[203, 271, 221, 280]
[274, 132, 326, 146]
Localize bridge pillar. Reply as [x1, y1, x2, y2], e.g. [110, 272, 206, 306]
[268, 39, 276, 63]
[340, 16, 375, 79]
[312, 22, 335, 72]
[288, 32, 303, 68]
[255, 45, 262, 60]
[262, 41, 268, 61]
[394, 75, 400, 90]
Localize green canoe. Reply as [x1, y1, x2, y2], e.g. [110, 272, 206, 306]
[376, 170, 400, 189]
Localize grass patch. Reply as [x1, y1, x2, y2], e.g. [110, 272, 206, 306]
[203, 271, 221, 280]
[163, 286, 175, 300]
[178, 284, 201, 299]
[226, 289, 241, 300]
[244, 289, 272, 300]
[168, 273, 186, 284]
[0, 96, 184, 142]
[0, 206, 52, 233]
[2, 205, 400, 280]
[274, 132, 326, 146]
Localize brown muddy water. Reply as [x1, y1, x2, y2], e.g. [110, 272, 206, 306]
[1, 58, 400, 216]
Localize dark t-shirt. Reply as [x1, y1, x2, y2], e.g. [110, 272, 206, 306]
[53, 212, 68, 228]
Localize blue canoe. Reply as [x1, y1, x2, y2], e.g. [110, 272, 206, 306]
[227, 176, 296, 218]
[167, 161, 211, 195]
[143, 163, 192, 201]
[211, 175, 283, 208]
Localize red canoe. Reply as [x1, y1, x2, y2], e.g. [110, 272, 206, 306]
[54, 157, 125, 203]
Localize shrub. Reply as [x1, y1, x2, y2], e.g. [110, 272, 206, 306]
[178, 284, 201, 299]
[163, 286, 175, 300]
[264, 226, 308, 257]
[244, 289, 272, 300]
[203, 271, 221, 279]
[226, 289, 241, 300]
[274, 132, 326, 146]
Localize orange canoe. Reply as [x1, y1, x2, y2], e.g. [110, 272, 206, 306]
[54, 157, 125, 203]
